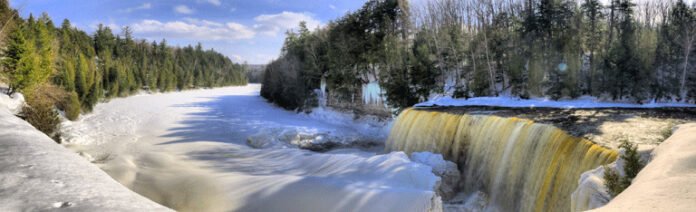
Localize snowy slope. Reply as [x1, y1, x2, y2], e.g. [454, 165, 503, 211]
[416, 96, 696, 109]
[593, 123, 696, 211]
[0, 104, 171, 211]
[60, 84, 442, 212]
[0, 91, 24, 114]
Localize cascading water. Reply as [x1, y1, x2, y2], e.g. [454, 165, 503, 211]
[386, 109, 618, 212]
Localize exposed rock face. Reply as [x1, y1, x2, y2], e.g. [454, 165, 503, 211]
[592, 123, 696, 211]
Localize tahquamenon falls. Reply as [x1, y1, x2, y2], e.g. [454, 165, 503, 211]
[385, 108, 619, 212]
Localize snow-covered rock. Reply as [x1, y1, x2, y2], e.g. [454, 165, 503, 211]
[246, 105, 391, 152]
[0, 91, 24, 114]
[0, 107, 170, 211]
[592, 123, 696, 211]
[411, 152, 461, 200]
[571, 162, 614, 212]
[307, 106, 392, 141]
[246, 127, 375, 151]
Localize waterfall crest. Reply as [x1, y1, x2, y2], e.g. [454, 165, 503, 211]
[386, 109, 618, 211]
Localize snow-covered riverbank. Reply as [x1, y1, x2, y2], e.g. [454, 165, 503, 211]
[0, 102, 171, 211]
[416, 96, 696, 109]
[59, 84, 443, 211]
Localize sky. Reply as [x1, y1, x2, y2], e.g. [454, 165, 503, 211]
[9, 0, 366, 64]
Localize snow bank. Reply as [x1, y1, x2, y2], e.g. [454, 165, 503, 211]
[0, 91, 24, 114]
[411, 152, 460, 200]
[0, 107, 170, 211]
[593, 123, 696, 211]
[416, 96, 696, 109]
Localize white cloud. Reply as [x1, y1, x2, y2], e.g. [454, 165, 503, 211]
[253, 11, 321, 37]
[205, 0, 222, 6]
[329, 5, 336, 10]
[120, 3, 152, 13]
[174, 5, 195, 14]
[130, 18, 255, 41]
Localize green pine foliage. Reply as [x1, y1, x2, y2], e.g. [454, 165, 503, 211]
[604, 140, 645, 197]
[603, 165, 623, 197]
[619, 140, 644, 179]
[63, 91, 80, 121]
[262, 0, 696, 112]
[1, 3, 247, 114]
[21, 99, 60, 141]
[20, 85, 64, 142]
[262, 0, 430, 111]
[0, 0, 247, 137]
[4, 24, 44, 96]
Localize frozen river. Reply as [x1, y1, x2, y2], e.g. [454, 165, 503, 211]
[60, 84, 440, 211]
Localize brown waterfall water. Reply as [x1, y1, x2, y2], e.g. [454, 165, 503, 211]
[385, 108, 619, 212]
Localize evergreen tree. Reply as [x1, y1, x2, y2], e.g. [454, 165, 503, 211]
[0, 4, 247, 133]
[4, 25, 43, 96]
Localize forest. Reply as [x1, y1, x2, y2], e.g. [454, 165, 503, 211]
[261, 0, 696, 112]
[0, 1, 247, 138]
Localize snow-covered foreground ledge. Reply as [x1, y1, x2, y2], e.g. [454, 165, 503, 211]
[590, 123, 696, 211]
[416, 96, 696, 109]
[0, 108, 171, 211]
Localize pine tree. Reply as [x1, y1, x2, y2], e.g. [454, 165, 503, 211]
[4, 25, 43, 96]
[64, 91, 80, 121]
[75, 53, 88, 99]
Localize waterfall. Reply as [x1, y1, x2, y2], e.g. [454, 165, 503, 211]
[386, 109, 618, 212]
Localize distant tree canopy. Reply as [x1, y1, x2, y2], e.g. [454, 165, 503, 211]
[262, 0, 696, 112]
[0, 0, 247, 121]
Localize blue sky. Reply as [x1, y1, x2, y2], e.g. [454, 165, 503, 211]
[10, 0, 366, 64]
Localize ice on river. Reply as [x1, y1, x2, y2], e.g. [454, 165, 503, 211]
[59, 84, 441, 212]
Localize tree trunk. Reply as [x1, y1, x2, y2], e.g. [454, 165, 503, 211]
[680, 45, 691, 101]
[482, 30, 497, 96]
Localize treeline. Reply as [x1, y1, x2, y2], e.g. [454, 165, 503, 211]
[0, 1, 247, 138]
[262, 0, 696, 112]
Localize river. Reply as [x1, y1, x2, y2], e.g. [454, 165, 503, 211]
[60, 84, 440, 212]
